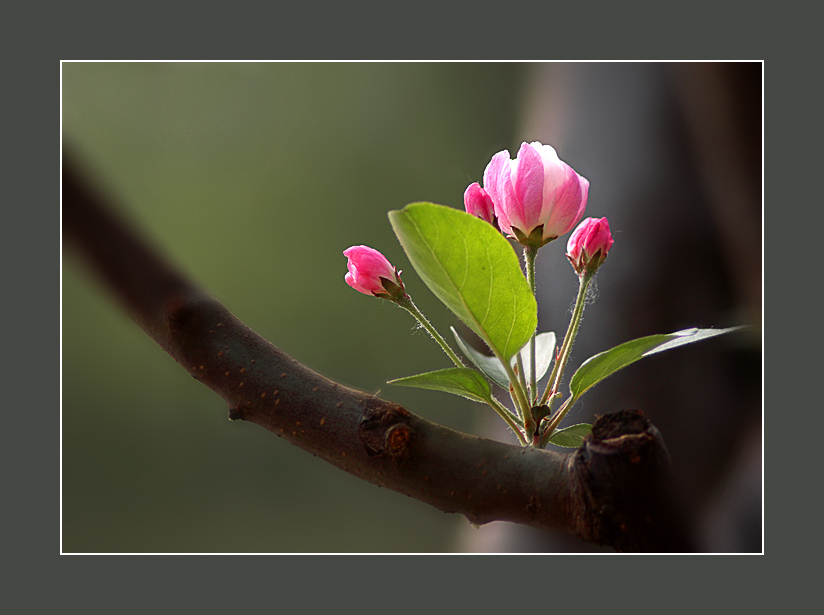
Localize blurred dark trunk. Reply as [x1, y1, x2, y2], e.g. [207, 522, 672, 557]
[458, 62, 762, 553]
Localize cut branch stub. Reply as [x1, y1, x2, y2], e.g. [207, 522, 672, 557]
[571, 410, 695, 552]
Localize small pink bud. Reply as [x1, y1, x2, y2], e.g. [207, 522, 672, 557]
[343, 245, 405, 298]
[482, 141, 589, 247]
[463, 182, 496, 226]
[566, 217, 614, 276]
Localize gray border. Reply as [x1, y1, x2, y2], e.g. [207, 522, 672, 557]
[40, 15, 773, 612]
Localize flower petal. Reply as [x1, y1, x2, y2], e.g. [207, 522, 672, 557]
[482, 150, 510, 208]
[541, 166, 588, 239]
[513, 142, 545, 233]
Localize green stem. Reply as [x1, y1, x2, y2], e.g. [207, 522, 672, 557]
[515, 352, 530, 403]
[539, 273, 592, 406]
[397, 294, 529, 445]
[396, 294, 465, 369]
[488, 396, 527, 445]
[499, 354, 533, 436]
[524, 246, 539, 404]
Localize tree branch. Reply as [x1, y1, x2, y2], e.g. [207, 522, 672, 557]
[62, 153, 695, 552]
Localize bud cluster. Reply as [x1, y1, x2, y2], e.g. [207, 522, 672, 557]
[465, 141, 590, 248]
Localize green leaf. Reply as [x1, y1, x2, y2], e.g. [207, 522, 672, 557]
[389, 203, 537, 362]
[452, 328, 556, 390]
[451, 327, 509, 388]
[569, 326, 745, 402]
[641, 327, 746, 356]
[388, 367, 494, 404]
[514, 331, 556, 385]
[548, 423, 592, 448]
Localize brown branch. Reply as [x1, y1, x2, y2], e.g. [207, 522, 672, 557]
[62, 153, 696, 552]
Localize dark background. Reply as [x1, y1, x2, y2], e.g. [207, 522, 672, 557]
[62, 62, 761, 553]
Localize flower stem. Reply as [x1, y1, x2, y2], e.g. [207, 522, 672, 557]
[396, 294, 465, 368]
[523, 245, 539, 403]
[540, 272, 593, 406]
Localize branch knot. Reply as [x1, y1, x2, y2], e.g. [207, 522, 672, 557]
[358, 400, 413, 460]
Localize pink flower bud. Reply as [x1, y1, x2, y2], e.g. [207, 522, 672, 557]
[343, 245, 404, 298]
[463, 182, 496, 226]
[566, 217, 614, 276]
[482, 141, 589, 247]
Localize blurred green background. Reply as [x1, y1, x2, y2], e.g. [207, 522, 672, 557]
[62, 62, 527, 552]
